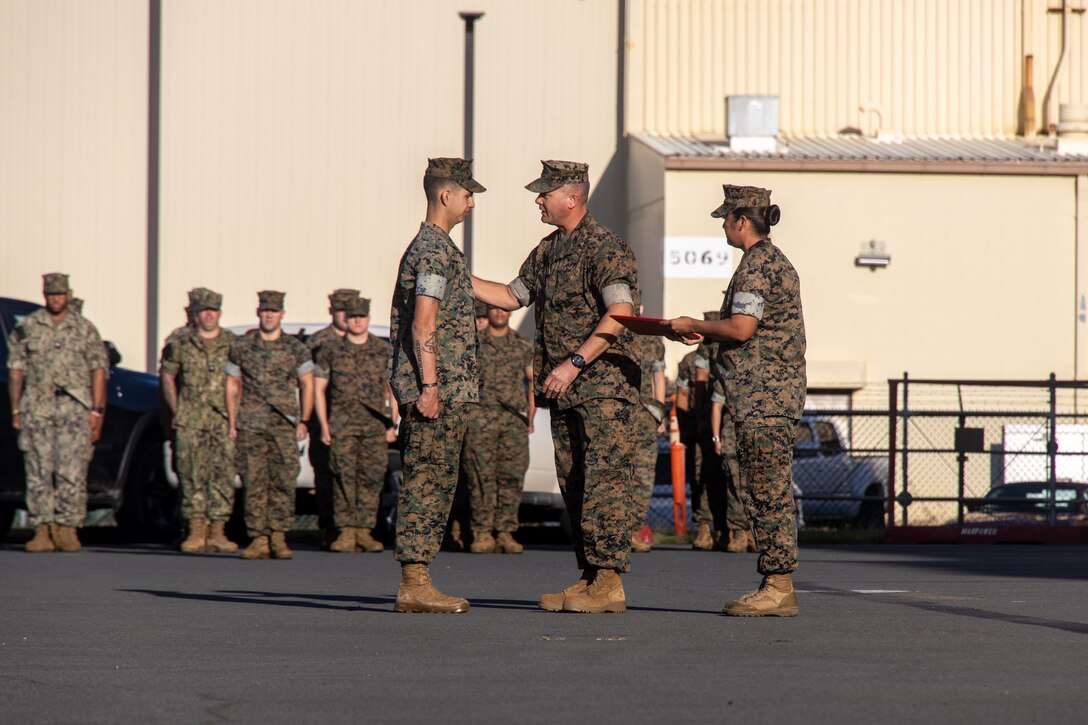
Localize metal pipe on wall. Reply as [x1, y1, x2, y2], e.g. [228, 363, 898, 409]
[459, 11, 483, 271]
[145, 0, 162, 372]
[1041, 0, 1069, 134]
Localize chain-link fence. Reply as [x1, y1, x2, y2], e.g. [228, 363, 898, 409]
[889, 375, 1088, 528]
[644, 375, 1088, 534]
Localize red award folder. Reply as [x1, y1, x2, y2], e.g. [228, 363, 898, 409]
[610, 315, 703, 342]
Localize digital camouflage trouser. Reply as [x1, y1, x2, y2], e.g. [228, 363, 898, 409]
[396, 402, 473, 564]
[175, 425, 235, 522]
[463, 406, 529, 534]
[719, 411, 751, 533]
[329, 432, 387, 529]
[550, 398, 639, 573]
[735, 417, 798, 575]
[236, 427, 300, 537]
[628, 408, 658, 537]
[18, 401, 92, 527]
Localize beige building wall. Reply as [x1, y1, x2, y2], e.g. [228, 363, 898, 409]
[0, 0, 148, 362]
[159, 0, 624, 349]
[653, 167, 1084, 404]
[626, 0, 1086, 138]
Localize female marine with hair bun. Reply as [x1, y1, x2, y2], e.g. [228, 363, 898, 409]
[665, 184, 806, 618]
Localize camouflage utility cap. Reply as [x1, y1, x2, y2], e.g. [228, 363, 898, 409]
[426, 157, 486, 193]
[329, 288, 360, 311]
[525, 160, 589, 194]
[69, 297, 84, 314]
[474, 299, 488, 318]
[258, 290, 285, 311]
[711, 185, 772, 219]
[189, 287, 222, 312]
[43, 273, 70, 294]
[703, 310, 721, 321]
[345, 296, 370, 317]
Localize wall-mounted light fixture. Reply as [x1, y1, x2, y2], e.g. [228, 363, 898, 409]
[855, 240, 891, 270]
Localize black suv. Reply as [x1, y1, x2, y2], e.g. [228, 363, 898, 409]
[0, 297, 178, 540]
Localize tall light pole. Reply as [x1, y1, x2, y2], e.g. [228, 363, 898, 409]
[459, 11, 483, 270]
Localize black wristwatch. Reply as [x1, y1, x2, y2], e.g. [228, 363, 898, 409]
[570, 353, 587, 370]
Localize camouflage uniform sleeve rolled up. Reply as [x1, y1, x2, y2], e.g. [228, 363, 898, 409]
[313, 344, 331, 379]
[588, 235, 637, 307]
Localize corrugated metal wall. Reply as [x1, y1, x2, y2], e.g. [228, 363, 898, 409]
[158, 0, 623, 349]
[0, 0, 148, 362]
[627, 0, 1087, 138]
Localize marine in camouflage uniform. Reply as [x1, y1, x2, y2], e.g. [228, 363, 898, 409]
[473, 160, 641, 613]
[669, 185, 806, 616]
[160, 287, 238, 553]
[388, 157, 484, 614]
[306, 288, 360, 543]
[226, 290, 315, 560]
[628, 330, 665, 551]
[674, 350, 703, 520]
[8, 273, 108, 553]
[462, 305, 535, 554]
[314, 295, 395, 553]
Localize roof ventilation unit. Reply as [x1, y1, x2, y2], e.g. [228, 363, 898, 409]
[1056, 104, 1088, 156]
[726, 95, 779, 153]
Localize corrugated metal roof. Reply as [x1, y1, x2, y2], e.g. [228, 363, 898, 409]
[634, 134, 1088, 165]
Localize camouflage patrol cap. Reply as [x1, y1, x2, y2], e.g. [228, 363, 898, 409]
[257, 290, 285, 312]
[344, 295, 370, 317]
[43, 273, 70, 294]
[426, 157, 486, 193]
[329, 288, 361, 311]
[525, 160, 589, 194]
[188, 287, 222, 312]
[474, 299, 488, 318]
[70, 297, 84, 314]
[703, 310, 721, 321]
[710, 185, 772, 219]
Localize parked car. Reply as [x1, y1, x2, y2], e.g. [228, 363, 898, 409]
[964, 481, 1088, 525]
[0, 296, 177, 541]
[792, 416, 888, 528]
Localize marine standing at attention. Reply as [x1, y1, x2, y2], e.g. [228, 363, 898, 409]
[226, 291, 315, 561]
[8, 273, 108, 553]
[388, 158, 484, 613]
[160, 287, 239, 554]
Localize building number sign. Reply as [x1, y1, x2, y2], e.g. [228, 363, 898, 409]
[664, 237, 733, 279]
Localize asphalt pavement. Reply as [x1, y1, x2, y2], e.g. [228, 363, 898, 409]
[2, 535, 1086, 724]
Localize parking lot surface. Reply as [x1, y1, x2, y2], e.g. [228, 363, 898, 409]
[2, 538, 1086, 723]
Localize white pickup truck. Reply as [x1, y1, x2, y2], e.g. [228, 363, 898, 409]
[792, 417, 888, 528]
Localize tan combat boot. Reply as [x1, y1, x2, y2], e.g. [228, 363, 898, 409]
[25, 523, 55, 553]
[53, 524, 82, 553]
[205, 521, 238, 553]
[538, 570, 593, 611]
[469, 530, 495, 553]
[563, 569, 626, 613]
[393, 563, 470, 613]
[240, 535, 271, 560]
[269, 531, 293, 559]
[726, 528, 753, 553]
[691, 523, 713, 551]
[356, 528, 384, 553]
[723, 574, 799, 617]
[630, 533, 652, 553]
[329, 527, 357, 553]
[180, 519, 208, 554]
[494, 532, 523, 554]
